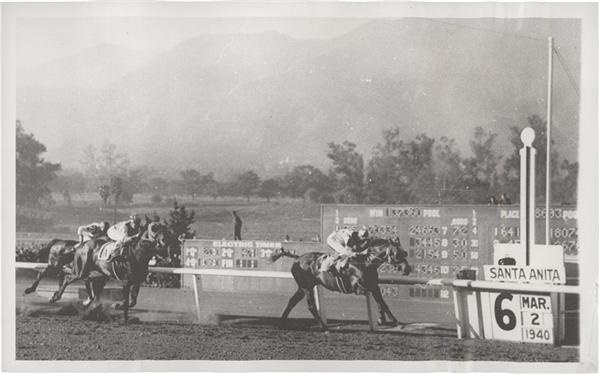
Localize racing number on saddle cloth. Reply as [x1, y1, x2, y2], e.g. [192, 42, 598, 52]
[486, 292, 554, 343]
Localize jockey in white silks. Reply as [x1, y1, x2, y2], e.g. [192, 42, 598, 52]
[319, 226, 369, 273]
[106, 214, 142, 263]
[76, 221, 110, 247]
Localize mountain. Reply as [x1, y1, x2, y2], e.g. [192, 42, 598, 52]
[16, 19, 580, 177]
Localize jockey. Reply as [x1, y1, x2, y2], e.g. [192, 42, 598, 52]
[106, 214, 142, 263]
[320, 226, 369, 273]
[76, 221, 110, 247]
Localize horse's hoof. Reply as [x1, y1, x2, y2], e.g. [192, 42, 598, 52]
[322, 329, 330, 335]
[82, 299, 92, 307]
[113, 303, 122, 310]
[24, 288, 34, 295]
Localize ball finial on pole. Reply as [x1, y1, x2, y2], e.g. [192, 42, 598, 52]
[521, 127, 535, 147]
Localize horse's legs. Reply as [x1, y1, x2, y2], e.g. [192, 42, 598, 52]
[91, 277, 108, 303]
[83, 280, 94, 306]
[24, 266, 55, 295]
[281, 288, 305, 321]
[305, 288, 328, 331]
[50, 274, 80, 303]
[129, 283, 141, 309]
[370, 286, 399, 326]
[121, 281, 132, 323]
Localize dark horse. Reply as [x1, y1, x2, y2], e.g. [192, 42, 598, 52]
[23, 239, 80, 298]
[51, 222, 170, 322]
[270, 237, 411, 331]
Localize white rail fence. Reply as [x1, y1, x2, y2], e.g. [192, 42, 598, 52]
[16, 261, 580, 341]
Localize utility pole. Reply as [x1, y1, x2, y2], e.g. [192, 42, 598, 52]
[545, 36, 554, 245]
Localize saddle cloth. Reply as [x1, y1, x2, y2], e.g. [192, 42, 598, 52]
[98, 241, 117, 261]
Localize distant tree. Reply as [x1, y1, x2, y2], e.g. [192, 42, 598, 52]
[365, 128, 410, 203]
[232, 171, 261, 201]
[327, 141, 365, 203]
[181, 169, 202, 199]
[81, 142, 129, 185]
[98, 184, 110, 205]
[16, 121, 61, 207]
[403, 134, 437, 203]
[109, 176, 123, 223]
[119, 169, 147, 204]
[204, 180, 221, 200]
[433, 137, 466, 203]
[462, 127, 501, 203]
[365, 130, 437, 204]
[282, 165, 332, 199]
[553, 159, 578, 204]
[199, 172, 221, 199]
[50, 171, 87, 197]
[501, 115, 560, 202]
[258, 178, 280, 202]
[165, 201, 196, 263]
[304, 187, 321, 203]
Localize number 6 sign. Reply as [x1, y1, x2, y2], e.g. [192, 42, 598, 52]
[484, 291, 554, 344]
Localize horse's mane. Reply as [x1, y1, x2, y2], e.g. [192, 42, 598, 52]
[367, 236, 392, 248]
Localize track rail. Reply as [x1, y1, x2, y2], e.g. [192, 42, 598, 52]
[16, 262, 580, 294]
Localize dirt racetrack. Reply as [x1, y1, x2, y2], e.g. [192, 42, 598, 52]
[16, 306, 578, 361]
[15, 271, 579, 362]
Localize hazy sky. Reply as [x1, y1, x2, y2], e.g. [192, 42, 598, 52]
[17, 18, 368, 69]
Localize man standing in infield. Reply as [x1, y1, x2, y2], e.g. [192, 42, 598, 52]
[232, 211, 243, 240]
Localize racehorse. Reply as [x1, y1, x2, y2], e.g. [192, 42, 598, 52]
[51, 221, 171, 322]
[270, 237, 411, 331]
[23, 239, 79, 298]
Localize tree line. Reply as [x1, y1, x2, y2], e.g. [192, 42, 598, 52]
[16, 114, 578, 208]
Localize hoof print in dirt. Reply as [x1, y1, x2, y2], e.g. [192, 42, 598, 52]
[57, 304, 79, 316]
[82, 304, 112, 322]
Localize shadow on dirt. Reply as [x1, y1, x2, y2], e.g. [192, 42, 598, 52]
[17, 301, 141, 323]
[215, 314, 456, 337]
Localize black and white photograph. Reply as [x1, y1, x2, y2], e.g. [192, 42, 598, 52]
[2, 1, 598, 372]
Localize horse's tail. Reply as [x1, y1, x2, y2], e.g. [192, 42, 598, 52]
[38, 239, 61, 263]
[269, 247, 298, 263]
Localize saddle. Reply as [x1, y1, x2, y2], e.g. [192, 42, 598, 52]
[97, 242, 117, 261]
[319, 254, 360, 295]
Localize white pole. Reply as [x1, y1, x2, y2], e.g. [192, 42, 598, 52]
[546, 36, 554, 245]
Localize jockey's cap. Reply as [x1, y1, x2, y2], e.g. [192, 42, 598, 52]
[129, 213, 141, 224]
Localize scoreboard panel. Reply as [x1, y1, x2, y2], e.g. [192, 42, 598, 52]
[181, 239, 321, 292]
[320, 204, 578, 284]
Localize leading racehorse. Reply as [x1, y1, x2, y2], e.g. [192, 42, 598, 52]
[270, 237, 411, 331]
[23, 239, 79, 298]
[51, 221, 171, 323]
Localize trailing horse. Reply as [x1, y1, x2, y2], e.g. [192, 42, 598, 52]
[270, 237, 411, 331]
[51, 222, 171, 322]
[23, 239, 80, 298]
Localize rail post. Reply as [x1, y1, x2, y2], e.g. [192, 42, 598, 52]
[313, 285, 327, 325]
[365, 292, 378, 331]
[192, 274, 202, 322]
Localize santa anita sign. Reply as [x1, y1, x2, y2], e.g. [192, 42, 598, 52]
[474, 128, 566, 344]
[484, 266, 565, 284]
